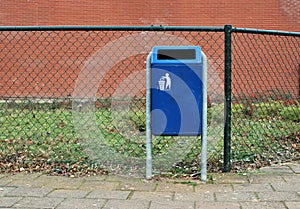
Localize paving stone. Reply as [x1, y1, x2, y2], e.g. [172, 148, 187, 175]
[14, 197, 64, 208]
[195, 201, 241, 209]
[0, 196, 22, 207]
[6, 173, 42, 181]
[87, 190, 130, 199]
[240, 201, 286, 209]
[195, 184, 233, 193]
[5, 186, 53, 197]
[119, 182, 156, 191]
[47, 189, 90, 198]
[174, 192, 214, 201]
[260, 164, 294, 174]
[212, 174, 249, 184]
[150, 200, 194, 209]
[104, 175, 141, 183]
[7, 179, 46, 188]
[215, 191, 258, 202]
[0, 187, 17, 197]
[282, 174, 300, 183]
[257, 191, 300, 201]
[56, 198, 106, 209]
[156, 182, 194, 192]
[287, 163, 300, 174]
[131, 191, 174, 202]
[103, 199, 150, 209]
[84, 175, 107, 181]
[233, 183, 273, 192]
[0, 176, 13, 186]
[5, 173, 43, 187]
[35, 175, 84, 189]
[0, 162, 298, 209]
[285, 201, 300, 209]
[248, 174, 285, 184]
[271, 182, 300, 192]
[80, 180, 119, 190]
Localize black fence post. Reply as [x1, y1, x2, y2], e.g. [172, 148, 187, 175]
[224, 25, 232, 172]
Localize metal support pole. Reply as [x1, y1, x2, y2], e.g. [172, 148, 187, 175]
[224, 25, 232, 172]
[146, 53, 152, 180]
[201, 52, 208, 182]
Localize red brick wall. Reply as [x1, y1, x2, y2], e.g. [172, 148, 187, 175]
[1, 0, 299, 31]
[0, 1, 299, 99]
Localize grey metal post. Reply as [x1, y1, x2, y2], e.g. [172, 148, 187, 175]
[146, 53, 152, 180]
[201, 52, 208, 182]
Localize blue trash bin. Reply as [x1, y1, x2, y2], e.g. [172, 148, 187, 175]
[151, 46, 203, 136]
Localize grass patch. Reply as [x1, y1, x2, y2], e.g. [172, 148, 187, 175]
[0, 99, 299, 175]
[230, 100, 300, 171]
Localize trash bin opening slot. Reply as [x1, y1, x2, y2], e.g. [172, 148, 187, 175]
[157, 49, 196, 60]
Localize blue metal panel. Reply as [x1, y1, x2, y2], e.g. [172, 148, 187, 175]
[151, 46, 203, 136]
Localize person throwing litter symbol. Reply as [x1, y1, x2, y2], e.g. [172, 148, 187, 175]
[160, 73, 171, 90]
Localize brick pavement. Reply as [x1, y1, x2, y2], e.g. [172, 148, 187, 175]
[0, 161, 299, 209]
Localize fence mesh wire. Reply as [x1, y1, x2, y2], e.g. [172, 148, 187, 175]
[0, 27, 299, 176]
[231, 31, 300, 171]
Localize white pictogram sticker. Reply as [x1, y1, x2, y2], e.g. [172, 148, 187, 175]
[158, 73, 171, 91]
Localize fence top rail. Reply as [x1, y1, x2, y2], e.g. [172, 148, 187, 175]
[1, 25, 299, 37]
[0, 25, 225, 32]
[233, 27, 300, 37]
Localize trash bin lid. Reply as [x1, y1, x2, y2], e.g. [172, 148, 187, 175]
[151, 46, 201, 64]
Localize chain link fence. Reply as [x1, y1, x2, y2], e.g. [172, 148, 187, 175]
[230, 28, 300, 171]
[0, 26, 299, 177]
